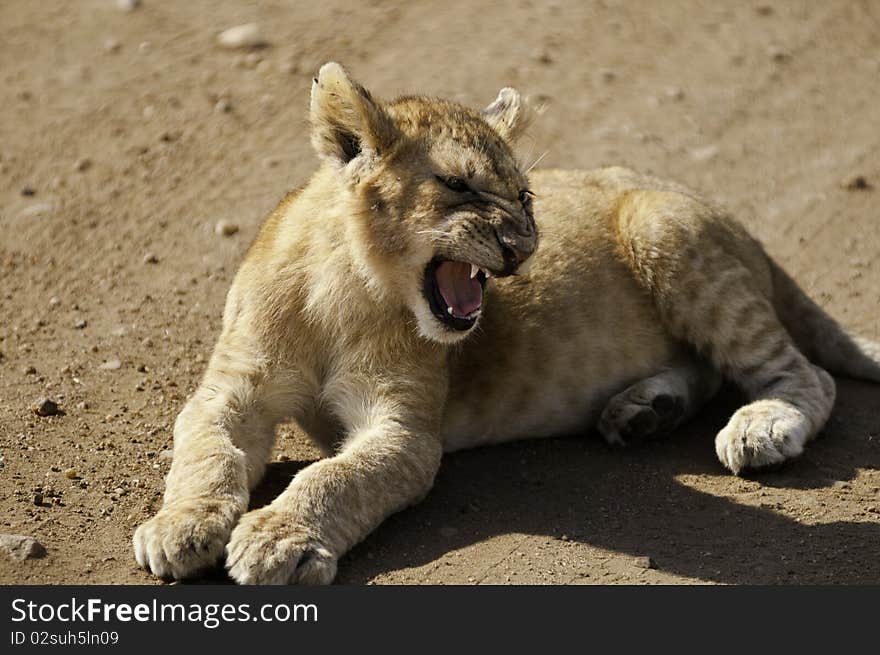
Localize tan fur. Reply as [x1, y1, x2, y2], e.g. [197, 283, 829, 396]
[133, 63, 880, 584]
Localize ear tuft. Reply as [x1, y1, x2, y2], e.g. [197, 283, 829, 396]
[481, 87, 534, 142]
[309, 62, 395, 166]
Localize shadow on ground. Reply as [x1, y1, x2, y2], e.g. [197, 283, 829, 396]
[195, 378, 879, 585]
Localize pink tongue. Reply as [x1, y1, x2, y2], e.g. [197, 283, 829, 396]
[436, 261, 483, 318]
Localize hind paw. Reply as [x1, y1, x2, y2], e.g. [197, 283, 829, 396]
[599, 386, 685, 446]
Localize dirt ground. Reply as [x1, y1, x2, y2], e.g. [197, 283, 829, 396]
[1, 0, 878, 585]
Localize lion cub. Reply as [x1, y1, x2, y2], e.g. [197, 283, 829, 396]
[134, 63, 880, 584]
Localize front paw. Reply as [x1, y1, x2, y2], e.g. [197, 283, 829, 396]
[715, 400, 809, 474]
[226, 507, 337, 585]
[133, 495, 242, 580]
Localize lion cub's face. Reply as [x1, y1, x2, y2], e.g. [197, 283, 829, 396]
[310, 63, 538, 344]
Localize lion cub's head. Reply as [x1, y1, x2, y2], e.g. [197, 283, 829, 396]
[310, 63, 538, 343]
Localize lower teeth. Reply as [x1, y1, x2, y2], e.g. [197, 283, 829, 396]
[446, 307, 481, 320]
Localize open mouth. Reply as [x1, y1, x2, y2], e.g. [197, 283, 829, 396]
[422, 259, 490, 331]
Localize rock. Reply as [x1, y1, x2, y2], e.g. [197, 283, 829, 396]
[74, 157, 92, 172]
[217, 23, 266, 50]
[24, 365, 37, 375]
[99, 359, 122, 371]
[0, 534, 47, 561]
[532, 49, 553, 65]
[104, 38, 122, 53]
[215, 220, 239, 236]
[21, 186, 36, 196]
[20, 203, 54, 218]
[279, 60, 298, 75]
[439, 525, 459, 538]
[243, 52, 263, 69]
[634, 556, 655, 569]
[49, 296, 61, 307]
[74, 318, 88, 329]
[664, 86, 685, 101]
[598, 68, 616, 83]
[768, 45, 790, 62]
[256, 59, 273, 75]
[143, 252, 159, 264]
[31, 397, 59, 417]
[33, 492, 44, 506]
[690, 144, 720, 162]
[65, 468, 79, 480]
[159, 449, 174, 461]
[214, 98, 232, 114]
[840, 175, 872, 191]
[116, 0, 140, 11]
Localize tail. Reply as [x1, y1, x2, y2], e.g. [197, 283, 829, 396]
[770, 259, 880, 383]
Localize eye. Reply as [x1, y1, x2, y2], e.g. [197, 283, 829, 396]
[437, 175, 470, 193]
[518, 189, 535, 205]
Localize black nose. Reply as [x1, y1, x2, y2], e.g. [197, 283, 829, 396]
[498, 233, 537, 276]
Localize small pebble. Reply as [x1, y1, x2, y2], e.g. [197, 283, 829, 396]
[99, 359, 122, 371]
[279, 60, 298, 75]
[21, 186, 36, 196]
[532, 49, 553, 65]
[116, 0, 140, 10]
[217, 23, 266, 50]
[214, 98, 232, 113]
[74, 318, 88, 329]
[159, 449, 173, 461]
[49, 296, 61, 307]
[635, 556, 655, 569]
[690, 144, 720, 162]
[24, 366, 37, 375]
[31, 397, 59, 417]
[20, 203, 54, 218]
[104, 38, 122, 53]
[256, 59, 273, 75]
[243, 52, 263, 69]
[65, 468, 79, 480]
[664, 86, 685, 101]
[74, 157, 92, 172]
[840, 175, 872, 191]
[598, 68, 616, 83]
[143, 252, 159, 264]
[768, 46, 789, 62]
[215, 220, 239, 236]
[33, 492, 44, 506]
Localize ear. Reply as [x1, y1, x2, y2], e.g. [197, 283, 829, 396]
[481, 87, 532, 142]
[310, 62, 396, 166]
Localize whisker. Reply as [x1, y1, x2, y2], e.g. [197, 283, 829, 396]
[525, 150, 549, 174]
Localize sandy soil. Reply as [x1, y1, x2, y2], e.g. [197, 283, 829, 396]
[1, 0, 879, 585]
